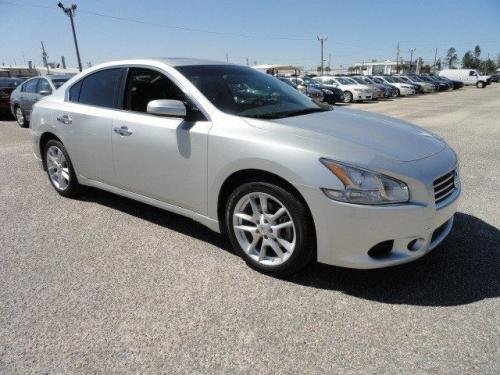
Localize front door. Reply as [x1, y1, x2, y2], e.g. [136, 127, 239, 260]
[110, 67, 210, 214]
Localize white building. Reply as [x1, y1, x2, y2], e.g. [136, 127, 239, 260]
[350, 60, 409, 75]
[252, 64, 303, 76]
[0, 65, 79, 78]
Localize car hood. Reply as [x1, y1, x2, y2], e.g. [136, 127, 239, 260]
[245, 108, 446, 162]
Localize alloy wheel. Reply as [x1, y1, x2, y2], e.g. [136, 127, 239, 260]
[15, 107, 24, 126]
[232, 192, 296, 266]
[46, 145, 70, 191]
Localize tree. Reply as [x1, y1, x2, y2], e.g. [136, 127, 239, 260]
[420, 64, 432, 73]
[445, 47, 458, 68]
[324, 66, 331, 72]
[436, 58, 442, 71]
[462, 51, 474, 68]
[480, 58, 496, 74]
[473, 45, 481, 59]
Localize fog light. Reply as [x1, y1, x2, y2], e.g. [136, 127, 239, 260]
[407, 238, 425, 251]
[368, 240, 394, 259]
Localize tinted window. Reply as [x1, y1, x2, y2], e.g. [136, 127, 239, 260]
[23, 79, 39, 93]
[69, 80, 82, 102]
[124, 68, 186, 112]
[38, 79, 52, 93]
[78, 68, 123, 108]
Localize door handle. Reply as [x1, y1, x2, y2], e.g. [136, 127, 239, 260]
[56, 114, 72, 124]
[113, 125, 133, 136]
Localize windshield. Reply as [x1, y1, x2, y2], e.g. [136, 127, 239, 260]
[372, 77, 384, 84]
[351, 77, 366, 84]
[335, 77, 352, 85]
[51, 78, 70, 88]
[177, 65, 328, 119]
[408, 75, 423, 82]
[382, 76, 395, 83]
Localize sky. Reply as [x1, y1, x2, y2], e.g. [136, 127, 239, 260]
[1, 0, 499, 70]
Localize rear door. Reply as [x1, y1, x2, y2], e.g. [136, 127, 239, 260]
[20, 78, 39, 116]
[60, 67, 126, 183]
[110, 67, 210, 214]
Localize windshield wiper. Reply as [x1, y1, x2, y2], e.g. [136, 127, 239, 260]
[278, 107, 329, 118]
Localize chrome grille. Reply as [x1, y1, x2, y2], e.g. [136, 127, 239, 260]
[433, 170, 456, 205]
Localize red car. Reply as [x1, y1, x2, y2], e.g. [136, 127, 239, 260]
[0, 78, 23, 115]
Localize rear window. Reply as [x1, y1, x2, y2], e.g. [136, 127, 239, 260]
[51, 78, 69, 89]
[75, 68, 123, 108]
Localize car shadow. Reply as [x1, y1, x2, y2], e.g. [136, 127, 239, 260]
[76, 188, 499, 306]
[0, 112, 15, 121]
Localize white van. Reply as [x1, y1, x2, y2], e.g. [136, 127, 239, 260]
[439, 69, 490, 88]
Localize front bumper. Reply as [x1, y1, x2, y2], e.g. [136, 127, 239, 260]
[296, 150, 460, 269]
[353, 91, 372, 101]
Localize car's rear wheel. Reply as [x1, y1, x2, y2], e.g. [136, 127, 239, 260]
[44, 140, 81, 197]
[225, 182, 314, 276]
[343, 91, 353, 103]
[15, 106, 28, 128]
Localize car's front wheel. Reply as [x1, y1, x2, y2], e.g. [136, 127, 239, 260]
[15, 106, 28, 128]
[44, 139, 81, 197]
[343, 91, 353, 103]
[476, 81, 485, 88]
[225, 182, 315, 276]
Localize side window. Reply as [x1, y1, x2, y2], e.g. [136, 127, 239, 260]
[69, 80, 83, 102]
[124, 68, 186, 113]
[37, 79, 52, 94]
[469, 71, 476, 76]
[78, 68, 123, 108]
[23, 79, 39, 93]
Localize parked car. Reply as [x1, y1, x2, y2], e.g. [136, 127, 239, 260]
[350, 76, 390, 98]
[10, 75, 72, 127]
[285, 77, 324, 101]
[433, 75, 464, 90]
[314, 76, 373, 103]
[299, 76, 344, 104]
[372, 76, 415, 96]
[398, 75, 436, 93]
[347, 76, 384, 99]
[30, 58, 460, 275]
[438, 69, 491, 88]
[364, 76, 398, 97]
[489, 73, 499, 83]
[0, 77, 23, 115]
[420, 75, 452, 91]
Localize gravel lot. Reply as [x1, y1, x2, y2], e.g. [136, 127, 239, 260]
[1, 85, 499, 373]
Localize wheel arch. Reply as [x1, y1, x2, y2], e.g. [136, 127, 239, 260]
[217, 169, 316, 241]
[39, 132, 62, 170]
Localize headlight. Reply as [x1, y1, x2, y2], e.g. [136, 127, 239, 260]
[320, 159, 409, 205]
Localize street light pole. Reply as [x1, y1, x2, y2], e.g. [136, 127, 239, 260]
[57, 2, 82, 72]
[317, 36, 328, 75]
[408, 48, 416, 73]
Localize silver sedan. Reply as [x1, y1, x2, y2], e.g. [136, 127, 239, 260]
[10, 75, 72, 127]
[30, 58, 460, 275]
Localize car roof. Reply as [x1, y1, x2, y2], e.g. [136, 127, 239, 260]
[135, 57, 232, 67]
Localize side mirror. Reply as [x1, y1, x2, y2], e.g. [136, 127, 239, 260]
[147, 99, 186, 118]
[39, 90, 51, 96]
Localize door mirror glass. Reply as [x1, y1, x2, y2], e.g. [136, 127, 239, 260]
[147, 99, 186, 117]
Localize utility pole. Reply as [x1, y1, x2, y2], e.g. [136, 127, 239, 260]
[328, 53, 331, 70]
[41, 41, 50, 74]
[57, 2, 83, 72]
[225, 53, 229, 62]
[408, 48, 416, 73]
[433, 48, 438, 72]
[317, 36, 328, 76]
[246, 56, 249, 66]
[396, 42, 400, 73]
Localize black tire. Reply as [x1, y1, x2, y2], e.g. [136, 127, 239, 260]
[225, 182, 315, 276]
[396, 88, 401, 96]
[343, 91, 353, 103]
[476, 81, 485, 88]
[43, 139, 82, 197]
[14, 105, 28, 128]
